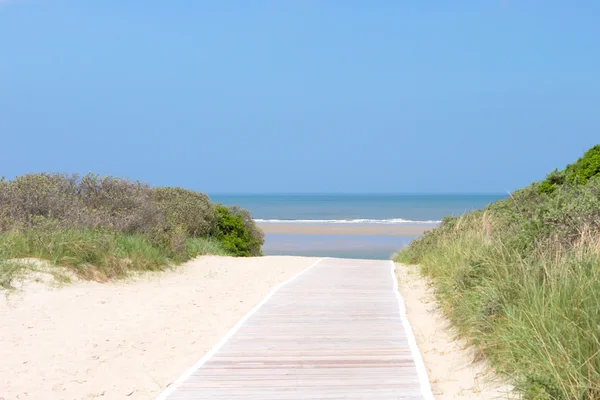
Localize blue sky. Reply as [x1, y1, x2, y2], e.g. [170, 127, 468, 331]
[1, 1, 599, 194]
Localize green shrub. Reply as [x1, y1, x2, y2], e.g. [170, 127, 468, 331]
[0, 172, 264, 286]
[214, 205, 263, 257]
[539, 145, 600, 194]
[564, 145, 600, 185]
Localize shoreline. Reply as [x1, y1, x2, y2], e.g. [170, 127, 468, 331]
[257, 223, 436, 236]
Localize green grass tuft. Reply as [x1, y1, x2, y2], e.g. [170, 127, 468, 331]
[0, 229, 234, 288]
[0, 260, 26, 289]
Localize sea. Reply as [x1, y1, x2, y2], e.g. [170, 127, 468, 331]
[210, 194, 506, 260]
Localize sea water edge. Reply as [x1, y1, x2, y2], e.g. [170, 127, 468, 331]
[211, 194, 505, 260]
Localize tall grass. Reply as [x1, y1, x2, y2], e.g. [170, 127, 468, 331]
[398, 223, 600, 399]
[0, 227, 230, 288]
[396, 146, 600, 399]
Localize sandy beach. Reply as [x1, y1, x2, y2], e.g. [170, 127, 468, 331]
[0, 256, 316, 400]
[1, 256, 509, 400]
[258, 223, 436, 236]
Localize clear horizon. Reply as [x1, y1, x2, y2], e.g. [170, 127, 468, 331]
[208, 192, 507, 195]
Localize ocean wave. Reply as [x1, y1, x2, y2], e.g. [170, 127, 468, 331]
[254, 218, 441, 225]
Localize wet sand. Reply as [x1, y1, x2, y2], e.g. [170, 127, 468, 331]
[257, 223, 436, 236]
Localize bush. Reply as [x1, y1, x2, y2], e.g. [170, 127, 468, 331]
[214, 205, 263, 257]
[565, 145, 600, 185]
[0, 172, 163, 233]
[0, 172, 264, 286]
[539, 145, 600, 194]
[151, 187, 214, 237]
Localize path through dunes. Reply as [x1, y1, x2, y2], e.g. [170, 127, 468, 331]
[158, 258, 433, 400]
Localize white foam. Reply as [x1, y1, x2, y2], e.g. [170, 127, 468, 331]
[254, 218, 441, 225]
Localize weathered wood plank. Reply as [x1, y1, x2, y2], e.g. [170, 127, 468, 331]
[157, 258, 433, 400]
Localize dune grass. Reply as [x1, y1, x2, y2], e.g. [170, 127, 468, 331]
[396, 146, 600, 399]
[0, 260, 27, 290]
[0, 228, 231, 289]
[397, 221, 600, 399]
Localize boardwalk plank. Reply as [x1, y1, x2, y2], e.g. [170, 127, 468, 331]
[158, 258, 433, 400]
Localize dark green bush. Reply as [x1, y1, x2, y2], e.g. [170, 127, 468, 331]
[539, 145, 600, 194]
[214, 205, 263, 257]
[565, 145, 600, 185]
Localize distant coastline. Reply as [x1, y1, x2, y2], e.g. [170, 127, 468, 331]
[257, 223, 435, 237]
[234, 194, 501, 259]
[255, 218, 441, 225]
[213, 193, 505, 222]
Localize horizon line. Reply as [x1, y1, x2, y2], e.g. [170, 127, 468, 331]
[208, 192, 510, 196]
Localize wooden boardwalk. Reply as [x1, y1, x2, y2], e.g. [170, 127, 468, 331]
[157, 258, 434, 400]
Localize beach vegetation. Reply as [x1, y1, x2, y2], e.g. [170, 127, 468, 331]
[214, 205, 264, 257]
[396, 145, 600, 399]
[0, 172, 263, 289]
[538, 145, 600, 194]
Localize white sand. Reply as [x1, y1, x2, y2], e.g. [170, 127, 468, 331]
[1, 256, 513, 400]
[0, 256, 316, 400]
[396, 263, 513, 399]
